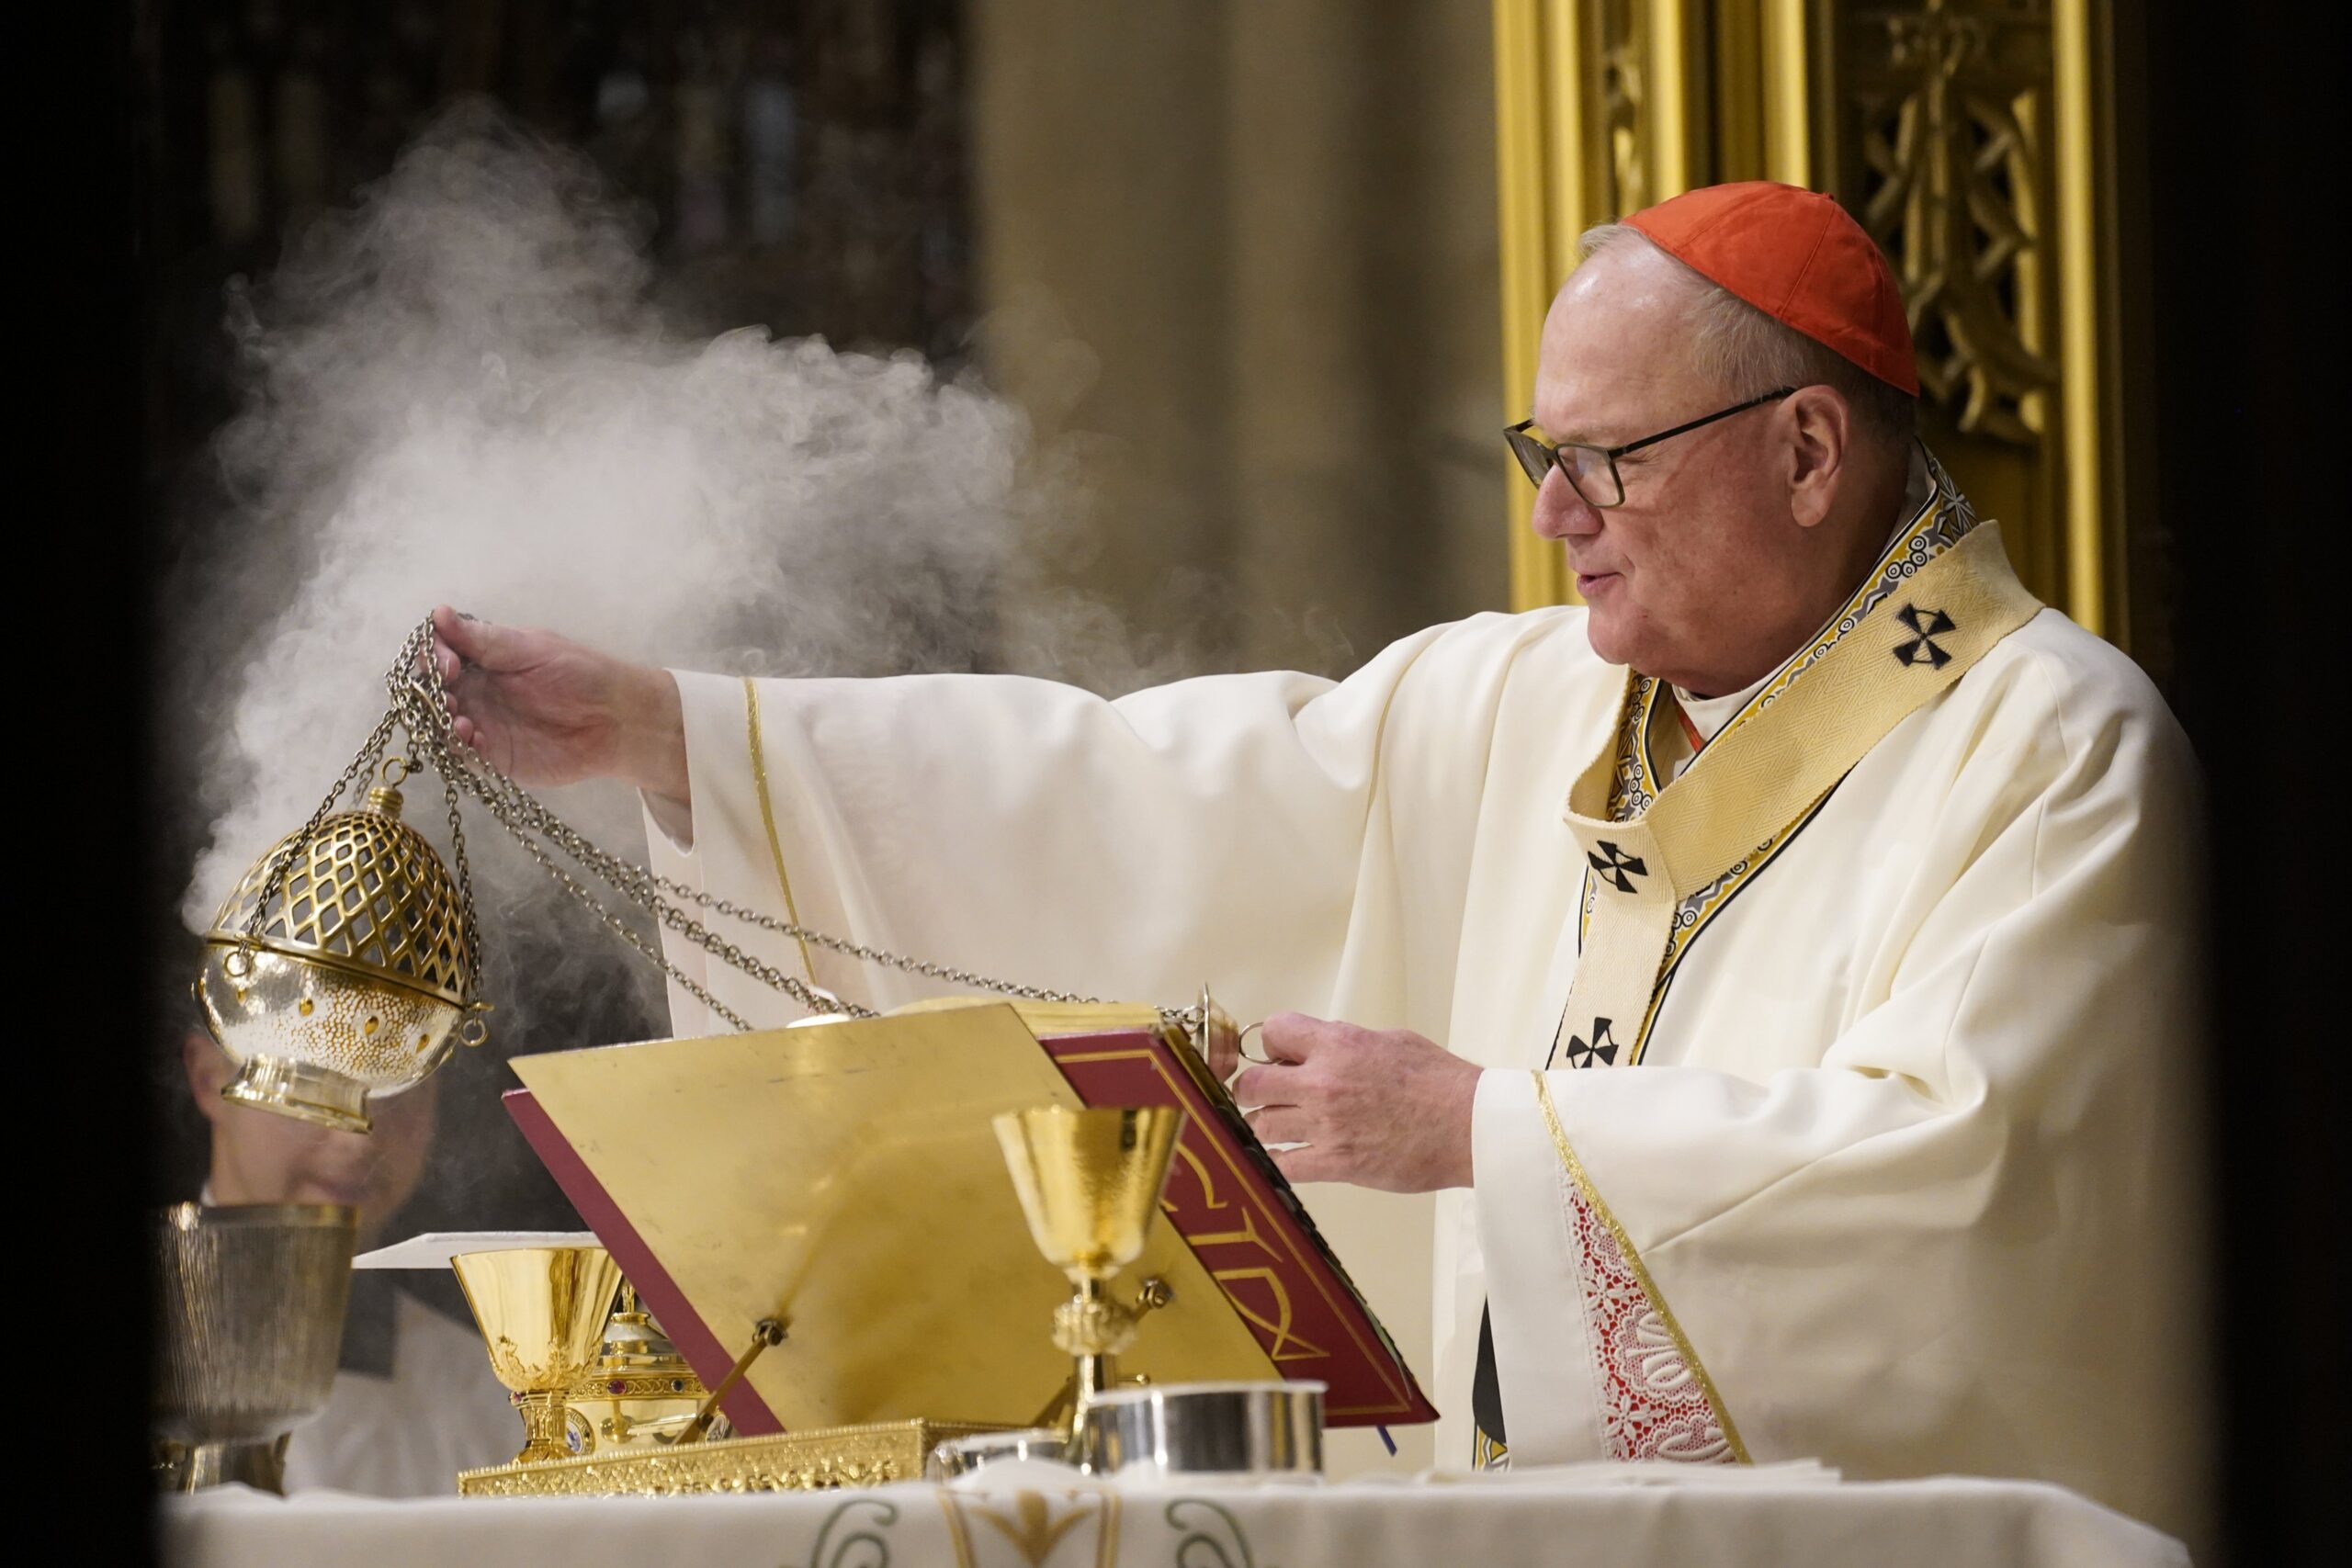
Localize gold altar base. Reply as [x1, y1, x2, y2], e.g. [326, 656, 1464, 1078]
[455, 1419, 1003, 1497]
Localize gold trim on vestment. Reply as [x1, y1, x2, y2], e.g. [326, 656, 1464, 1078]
[1560, 457, 2039, 1067]
[742, 677, 820, 989]
[1563, 793, 1833, 1068]
[1732, 457, 1971, 728]
[1531, 1070, 1750, 1464]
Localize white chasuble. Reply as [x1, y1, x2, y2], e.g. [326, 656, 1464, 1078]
[642, 456, 2207, 1544]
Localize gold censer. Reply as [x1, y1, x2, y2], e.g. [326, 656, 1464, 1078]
[198, 761, 488, 1133]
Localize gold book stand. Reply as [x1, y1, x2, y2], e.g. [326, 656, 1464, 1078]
[454, 1002, 1277, 1496]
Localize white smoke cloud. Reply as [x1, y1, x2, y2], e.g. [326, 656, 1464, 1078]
[173, 107, 1136, 1010]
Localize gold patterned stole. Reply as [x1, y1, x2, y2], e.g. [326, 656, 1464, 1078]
[1555, 454, 2041, 1069]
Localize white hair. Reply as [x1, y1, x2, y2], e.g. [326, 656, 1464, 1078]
[1578, 221, 1917, 449]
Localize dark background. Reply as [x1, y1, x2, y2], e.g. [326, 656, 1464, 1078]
[2143, 5, 2343, 1564]
[48, 3, 2344, 1564]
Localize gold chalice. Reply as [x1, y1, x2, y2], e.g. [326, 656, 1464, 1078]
[992, 1106, 1182, 1436]
[451, 1245, 626, 1465]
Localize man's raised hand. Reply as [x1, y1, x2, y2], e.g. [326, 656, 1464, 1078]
[1232, 1011, 1480, 1192]
[427, 606, 690, 808]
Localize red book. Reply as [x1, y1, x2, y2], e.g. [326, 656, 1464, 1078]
[505, 1022, 1436, 1432]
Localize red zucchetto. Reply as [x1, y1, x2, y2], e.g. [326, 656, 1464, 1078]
[1623, 181, 1919, 396]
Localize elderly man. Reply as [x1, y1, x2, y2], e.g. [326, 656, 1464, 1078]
[431, 183, 2203, 1537]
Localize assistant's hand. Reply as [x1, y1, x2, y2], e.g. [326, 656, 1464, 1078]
[1232, 1012, 1480, 1191]
[427, 605, 690, 808]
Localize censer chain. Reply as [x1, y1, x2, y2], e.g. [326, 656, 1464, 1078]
[284, 617, 1203, 1037]
[420, 704, 1125, 1026]
[394, 621, 854, 1027]
[231, 707, 400, 953]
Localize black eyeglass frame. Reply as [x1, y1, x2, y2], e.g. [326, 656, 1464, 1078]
[1504, 386, 1797, 507]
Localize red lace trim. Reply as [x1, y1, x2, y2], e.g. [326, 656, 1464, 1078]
[1566, 1178, 1735, 1464]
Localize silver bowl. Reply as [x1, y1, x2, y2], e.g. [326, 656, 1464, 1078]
[925, 1427, 1069, 1481]
[153, 1202, 358, 1492]
[1076, 1380, 1325, 1482]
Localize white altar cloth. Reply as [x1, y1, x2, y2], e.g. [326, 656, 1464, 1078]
[163, 1464, 2188, 1568]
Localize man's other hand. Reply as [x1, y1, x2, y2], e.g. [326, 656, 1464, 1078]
[427, 606, 690, 809]
[1233, 1012, 1480, 1191]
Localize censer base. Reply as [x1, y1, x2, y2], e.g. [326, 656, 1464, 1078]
[156, 1435, 292, 1494]
[455, 1418, 1006, 1497]
[220, 1055, 373, 1134]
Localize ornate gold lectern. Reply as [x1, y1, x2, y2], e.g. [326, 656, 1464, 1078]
[444, 999, 1429, 1495]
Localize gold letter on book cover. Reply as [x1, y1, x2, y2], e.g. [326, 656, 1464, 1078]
[1212, 1268, 1329, 1363]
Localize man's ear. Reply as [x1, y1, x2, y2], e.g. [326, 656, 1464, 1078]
[183, 1030, 232, 1125]
[1784, 386, 1850, 529]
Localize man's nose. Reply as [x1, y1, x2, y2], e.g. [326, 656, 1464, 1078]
[1530, 467, 1600, 541]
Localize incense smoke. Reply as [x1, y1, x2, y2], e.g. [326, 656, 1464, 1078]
[154, 106, 1374, 1250]
[169, 109, 1145, 1034]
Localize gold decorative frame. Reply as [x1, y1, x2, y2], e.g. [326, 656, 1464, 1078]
[1492, 0, 2130, 649]
[456, 1419, 1002, 1497]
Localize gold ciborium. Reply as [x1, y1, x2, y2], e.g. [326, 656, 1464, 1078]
[197, 765, 486, 1134]
[451, 1245, 625, 1465]
[992, 1106, 1182, 1434]
[564, 1284, 711, 1453]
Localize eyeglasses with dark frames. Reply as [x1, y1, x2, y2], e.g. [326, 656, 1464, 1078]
[1504, 386, 1796, 509]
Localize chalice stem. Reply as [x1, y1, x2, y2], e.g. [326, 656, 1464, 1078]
[1069, 1276, 1119, 1414]
[513, 1390, 573, 1464]
[1077, 1348, 1114, 1408]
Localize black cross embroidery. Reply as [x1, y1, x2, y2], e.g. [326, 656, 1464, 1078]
[1587, 840, 1647, 893]
[1564, 1017, 1621, 1069]
[1892, 604, 1956, 669]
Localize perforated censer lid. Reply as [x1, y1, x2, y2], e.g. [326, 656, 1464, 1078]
[205, 784, 474, 1007]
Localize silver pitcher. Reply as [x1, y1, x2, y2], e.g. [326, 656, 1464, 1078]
[153, 1202, 357, 1493]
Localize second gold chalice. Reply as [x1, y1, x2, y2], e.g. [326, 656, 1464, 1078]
[992, 1105, 1182, 1440]
[451, 1245, 626, 1465]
